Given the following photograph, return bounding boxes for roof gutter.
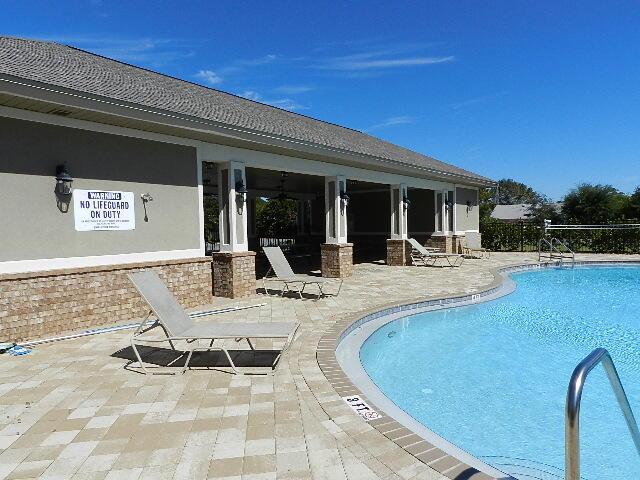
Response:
[0,75,497,187]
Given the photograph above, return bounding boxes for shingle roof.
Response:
[0,36,493,184]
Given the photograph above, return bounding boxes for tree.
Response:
[203,195,218,240]
[255,198,297,238]
[624,187,640,221]
[496,178,543,205]
[562,184,629,224]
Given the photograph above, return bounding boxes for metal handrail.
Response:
[538,236,575,265]
[565,348,640,480]
[551,237,575,265]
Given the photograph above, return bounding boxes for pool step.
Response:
[478,456,565,480]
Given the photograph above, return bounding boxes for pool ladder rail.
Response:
[538,237,575,266]
[565,348,640,480]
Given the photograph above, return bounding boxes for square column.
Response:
[212,161,256,297]
[389,184,408,240]
[322,175,352,277]
[217,161,248,252]
[387,184,410,265]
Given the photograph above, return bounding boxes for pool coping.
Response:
[316,260,640,480]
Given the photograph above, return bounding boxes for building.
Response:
[0,37,494,340]
[490,204,533,223]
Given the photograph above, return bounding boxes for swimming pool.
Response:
[358,266,640,480]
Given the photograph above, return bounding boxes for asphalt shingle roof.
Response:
[0,36,492,184]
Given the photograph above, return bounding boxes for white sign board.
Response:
[342,395,381,421]
[73,189,136,231]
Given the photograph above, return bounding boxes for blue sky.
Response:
[3,1,640,199]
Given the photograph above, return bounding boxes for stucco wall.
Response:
[455,187,479,232]
[0,117,200,263]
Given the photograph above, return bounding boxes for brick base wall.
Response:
[212,251,256,298]
[386,239,412,266]
[0,258,213,342]
[320,243,353,278]
[425,235,465,253]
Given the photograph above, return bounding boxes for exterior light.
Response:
[235,180,247,213]
[466,200,473,212]
[402,194,411,210]
[339,190,350,209]
[55,164,73,195]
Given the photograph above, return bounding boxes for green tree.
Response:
[496,178,543,205]
[203,195,218,240]
[624,187,640,221]
[562,184,629,224]
[255,198,297,237]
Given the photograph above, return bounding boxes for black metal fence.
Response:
[480,220,640,254]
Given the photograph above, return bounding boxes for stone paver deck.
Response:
[1,253,638,480]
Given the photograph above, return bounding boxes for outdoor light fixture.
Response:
[55,164,73,195]
[466,200,473,212]
[141,193,154,222]
[339,190,350,209]
[235,180,248,213]
[402,193,411,210]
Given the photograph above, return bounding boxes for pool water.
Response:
[360,266,640,480]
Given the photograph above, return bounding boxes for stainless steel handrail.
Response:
[552,237,575,265]
[538,236,575,265]
[565,348,640,480]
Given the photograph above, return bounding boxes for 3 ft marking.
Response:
[342,395,381,421]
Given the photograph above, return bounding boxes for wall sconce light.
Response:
[339,190,350,209]
[141,193,153,222]
[55,164,73,195]
[466,200,473,212]
[402,193,411,210]
[235,180,248,213]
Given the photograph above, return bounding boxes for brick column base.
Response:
[320,243,353,278]
[212,251,256,298]
[426,235,465,253]
[386,239,412,266]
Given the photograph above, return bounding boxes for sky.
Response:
[3,1,640,200]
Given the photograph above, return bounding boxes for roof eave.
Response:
[0,74,497,187]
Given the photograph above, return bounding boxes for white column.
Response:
[196,149,206,256]
[390,184,408,240]
[218,161,248,252]
[325,175,348,244]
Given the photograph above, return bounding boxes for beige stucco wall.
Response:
[0,117,200,262]
[455,187,479,232]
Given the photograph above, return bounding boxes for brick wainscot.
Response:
[0,258,213,342]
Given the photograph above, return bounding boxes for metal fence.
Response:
[480,221,640,254]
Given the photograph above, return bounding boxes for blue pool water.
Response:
[360,266,640,480]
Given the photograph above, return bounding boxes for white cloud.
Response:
[38,35,193,67]
[274,85,315,95]
[195,69,223,86]
[365,116,417,132]
[238,90,305,111]
[451,91,508,110]
[317,48,454,71]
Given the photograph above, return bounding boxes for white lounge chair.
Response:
[463,231,490,258]
[262,246,343,299]
[128,270,299,375]
[407,238,465,267]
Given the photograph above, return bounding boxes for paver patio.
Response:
[1,252,638,480]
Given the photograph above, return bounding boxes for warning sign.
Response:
[342,395,381,421]
[73,189,136,231]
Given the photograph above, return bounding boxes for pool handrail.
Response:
[565,347,640,480]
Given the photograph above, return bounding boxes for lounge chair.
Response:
[407,238,465,267]
[462,231,490,259]
[128,270,299,375]
[262,246,343,299]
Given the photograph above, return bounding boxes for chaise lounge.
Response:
[408,238,465,267]
[128,270,299,375]
[262,246,343,299]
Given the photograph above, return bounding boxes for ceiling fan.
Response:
[268,171,298,201]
